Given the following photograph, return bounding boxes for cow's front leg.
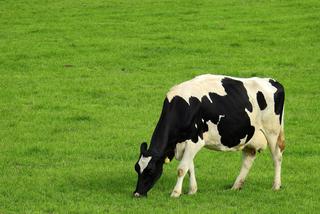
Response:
[188,161,197,195]
[171,139,204,198]
[170,162,188,197]
[232,148,256,190]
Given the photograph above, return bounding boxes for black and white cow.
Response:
[134,74,285,197]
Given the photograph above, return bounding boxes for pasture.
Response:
[0,0,319,213]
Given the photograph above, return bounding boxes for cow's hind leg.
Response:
[232,148,256,190]
[269,129,285,190]
[171,139,204,198]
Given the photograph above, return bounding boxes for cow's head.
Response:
[133,142,164,197]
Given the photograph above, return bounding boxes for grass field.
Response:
[1,0,320,213]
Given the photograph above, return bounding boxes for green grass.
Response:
[1,0,320,213]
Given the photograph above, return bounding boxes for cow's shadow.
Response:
[65,172,136,196]
[65,170,245,198]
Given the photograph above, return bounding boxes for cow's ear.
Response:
[140,142,148,155]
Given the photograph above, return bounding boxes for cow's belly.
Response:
[202,120,268,152]
[202,121,244,151]
[202,121,250,152]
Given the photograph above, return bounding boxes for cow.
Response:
[133,74,285,198]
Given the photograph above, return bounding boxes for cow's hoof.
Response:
[231,185,242,190]
[272,183,281,191]
[170,190,181,198]
[231,180,244,190]
[188,187,197,195]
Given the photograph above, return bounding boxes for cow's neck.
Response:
[148,119,170,159]
[148,99,174,159]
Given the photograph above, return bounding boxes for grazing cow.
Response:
[134,74,285,198]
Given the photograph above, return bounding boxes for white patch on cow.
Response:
[201,119,204,123]
[138,155,152,173]
[195,124,197,128]
[203,121,234,151]
[203,121,220,144]
[166,74,227,104]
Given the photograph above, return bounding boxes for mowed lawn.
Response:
[0,0,319,213]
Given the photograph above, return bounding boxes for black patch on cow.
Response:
[206,78,255,147]
[148,77,255,158]
[269,79,285,124]
[256,91,267,110]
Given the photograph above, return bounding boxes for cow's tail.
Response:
[281,106,285,132]
[277,99,285,152]
[269,79,285,152]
